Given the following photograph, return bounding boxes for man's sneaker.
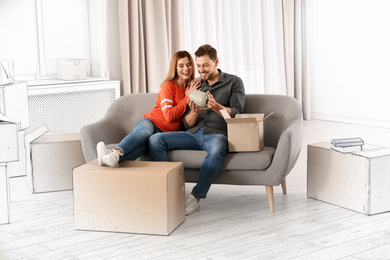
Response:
[96,142,111,166]
[101,150,121,168]
[185,194,200,215]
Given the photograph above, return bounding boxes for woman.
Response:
[97,50,200,167]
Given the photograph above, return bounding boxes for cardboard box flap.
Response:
[235,113,265,122]
[25,125,49,144]
[220,109,275,123]
[225,117,259,124]
[220,109,231,119]
[0,113,15,123]
[33,133,80,143]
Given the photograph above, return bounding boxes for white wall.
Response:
[310,0,390,128]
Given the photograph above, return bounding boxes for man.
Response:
[149,44,245,215]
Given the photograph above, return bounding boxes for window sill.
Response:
[27,77,110,87]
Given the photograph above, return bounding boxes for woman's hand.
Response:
[192,77,201,85]
[185,78,201,97]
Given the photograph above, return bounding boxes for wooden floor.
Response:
[1,119,390,260]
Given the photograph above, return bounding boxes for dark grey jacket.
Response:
[183,69,245,136]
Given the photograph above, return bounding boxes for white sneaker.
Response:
[101,150,121,168]
[96,142,111,166]
[185,194,200,215]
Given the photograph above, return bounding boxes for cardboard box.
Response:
[7,130,26,177]
[221,110,274,152]
[27,132,85,193]
[307,142,390,215]
[73,160,186,235]
[57,59,87,80]
[0,114,18,163]
[0,163,10,224]
[0,81,30,130]
[0,114,18,224]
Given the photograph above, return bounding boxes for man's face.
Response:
[196,55,218,81]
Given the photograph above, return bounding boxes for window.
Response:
[36,0,90,77]
[0,0,104,82]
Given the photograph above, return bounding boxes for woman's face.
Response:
[176,57,193,80]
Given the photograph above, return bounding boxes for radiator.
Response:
[27,80,120,134]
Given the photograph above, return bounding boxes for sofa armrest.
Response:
[80,118,126,162]
[263,120,303,186]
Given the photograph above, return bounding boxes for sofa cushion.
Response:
[106,143,275,171]
[167,146,275,171]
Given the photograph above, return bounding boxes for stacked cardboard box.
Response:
[1,81,30,177]
[0,114,18,224]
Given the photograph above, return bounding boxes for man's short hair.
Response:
[195,44,218,61]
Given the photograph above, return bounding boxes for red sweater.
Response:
[143,80,189,132]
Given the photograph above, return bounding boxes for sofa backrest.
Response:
[243,94,302,149]
[103,93,158,139]
[105,93,302,149]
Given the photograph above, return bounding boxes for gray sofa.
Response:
[80,93,303,212]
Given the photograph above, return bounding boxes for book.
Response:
[331,144,362,153]
[331,137,364,147]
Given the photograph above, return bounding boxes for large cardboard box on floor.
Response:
[27,132,85,193]
[73,160,186,235]
[221,110,274,152]
[307,142,390,215]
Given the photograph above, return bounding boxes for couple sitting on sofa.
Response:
[96,44,245,215]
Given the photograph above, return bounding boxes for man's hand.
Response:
[206,91,232,117]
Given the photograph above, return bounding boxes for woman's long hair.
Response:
[161,50,195,87]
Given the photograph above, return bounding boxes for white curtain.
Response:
[282,0,312,119]
[118,0,184,94]
[180,0,287,95]
[117,0,310,98]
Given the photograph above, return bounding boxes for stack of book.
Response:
[331,137,364,153]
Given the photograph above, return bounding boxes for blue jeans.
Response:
[116,118,163,162]
[149,128,228,199]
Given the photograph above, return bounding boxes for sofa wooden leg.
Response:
[281,178,287,194]
[265,185,275,213]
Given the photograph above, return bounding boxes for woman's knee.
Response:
[134,118,155,134]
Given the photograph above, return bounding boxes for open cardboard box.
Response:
[25,125,85,193]
[221,109,274,152]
